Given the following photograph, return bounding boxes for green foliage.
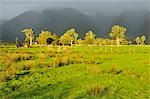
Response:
[20,26,148,46]
[109,25,126,39]
[36,30,58,45]
[59,28,78,46]
[109,25,126,45]
[95,38,109,45]
[21,28,35,46]
[77,39,84,45]
[141,35,146,45]
[36,30,51,44]
[135,35,146,45]
[135,37,141,45]
[50,34,59,45]
[84,31,95,45]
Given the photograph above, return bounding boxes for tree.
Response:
[109,25,126,46]
[59,28,78,46]
[135,35,146,45]
[121,38,130,45]
[36,30,58,45]
[77,39,84,45]
[50,34,59,45]
[15,37,23,47]
[84,31,95,45]
[135,37,141,45]
[141,35,146,45]
[37,30,51,44]
[22,28,35,47]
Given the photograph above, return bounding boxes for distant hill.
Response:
[113,10,149,43]
[0,19,7,24]
[0,8,149,43]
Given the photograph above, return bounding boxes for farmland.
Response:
[0,45,150,98]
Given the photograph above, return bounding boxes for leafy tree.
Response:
[135,35,146,45]
[141,35,146,45]
[109,25,126,46]
[22,28,35,46]
[37,30,58,45]
[109,39,116,45]
[121,38,130,45]
[135,37,141,45]
[95,38,108,45]
[128,41,132,45]
[50,34,59,45]
[77,39,84,45]
[37,30,51,44]
[84,31,95,45]
[59,28,78,46]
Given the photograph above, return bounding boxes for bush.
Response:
[0,66,16,82]
[87,84,108,97]
[59,56,69,66]
[49,57,60,67]
[48,48,56,57]
[87,65,102,75]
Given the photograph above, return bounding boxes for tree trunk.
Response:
[116,38,120,46]
[30,36,32,47]
[71,40,73,46]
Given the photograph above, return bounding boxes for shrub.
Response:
[87,65,102,75]
[49,57,60,67]
[6,54,33,65]
[48,48,56,57]
[69,54,84,64]
[87,84,108,97]
[21,54,32,60]
[59,56,69,66]
[7,54,20,64]
[39,53,48,59]
[0,66,16,82]
[22,61,35,70]
[49,54,85,68]
[108,66,123,75]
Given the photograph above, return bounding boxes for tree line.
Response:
[16,25,146,47]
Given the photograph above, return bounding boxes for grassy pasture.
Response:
[0,45,150,99]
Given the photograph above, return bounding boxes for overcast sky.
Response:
[0,0,149,20]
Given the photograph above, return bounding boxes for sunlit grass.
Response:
[0,45,149,98]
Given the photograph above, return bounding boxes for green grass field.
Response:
[0,45,150,99]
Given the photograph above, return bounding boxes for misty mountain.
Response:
[0,19,7,24]
[0,8,149,43]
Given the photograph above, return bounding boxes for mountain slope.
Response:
[0,8,149,43]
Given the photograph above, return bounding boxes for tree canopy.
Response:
[59,28,78,46]
[84,31,95,45]
[21,28,35,46]
[109,25,126,45]
[36,30,58,45]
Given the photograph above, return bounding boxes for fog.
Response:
[0,0,149,20]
